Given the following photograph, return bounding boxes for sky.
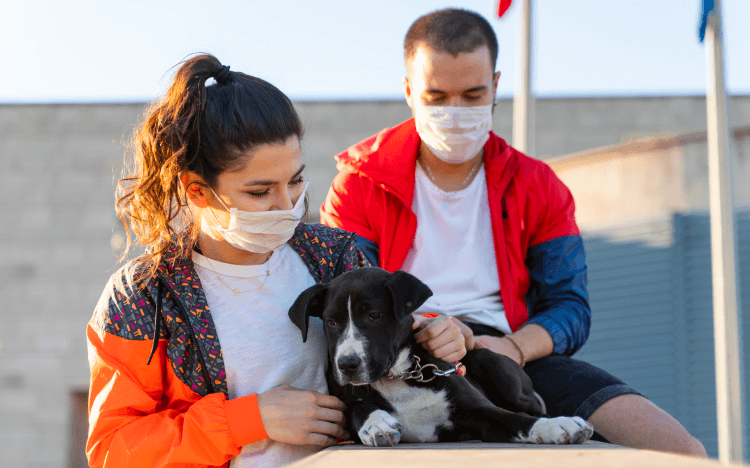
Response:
[1,0,748,103]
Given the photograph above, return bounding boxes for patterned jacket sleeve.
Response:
[86,273,267,468]
[337,232,373,274]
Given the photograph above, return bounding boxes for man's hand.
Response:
[472,324,556,367]
[473,335,523,366]
[257,385,349,446]
[451,317,476,351]
[412,314,468,362]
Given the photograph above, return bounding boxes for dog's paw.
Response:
[514,416,594,445]
[358,409,403,447]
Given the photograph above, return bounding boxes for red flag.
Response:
[497,0,512,17]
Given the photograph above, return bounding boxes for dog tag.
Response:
[457,363,467,377]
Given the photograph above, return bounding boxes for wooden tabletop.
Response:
[288,441,747,468]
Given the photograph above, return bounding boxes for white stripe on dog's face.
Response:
[334,295,369,383]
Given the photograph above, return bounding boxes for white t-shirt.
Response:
[402,164,512,335]
[192,245,328,468]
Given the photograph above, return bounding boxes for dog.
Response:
[288,267,594,446]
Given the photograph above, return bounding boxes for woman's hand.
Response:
[412,314,471,362]
[257,385,349,446]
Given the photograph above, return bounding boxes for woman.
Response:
[86,54,466,468]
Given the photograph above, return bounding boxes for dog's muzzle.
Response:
[338,354,362,377]
[336,354,371,385]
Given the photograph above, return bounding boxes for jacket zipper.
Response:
[157,271,216,395]
[492,158,519,330]
[496,203,516,329]
[333,236,356,279]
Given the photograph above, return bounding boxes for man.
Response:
[321,8,706,457]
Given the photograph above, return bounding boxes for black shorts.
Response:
[465,322,644,420]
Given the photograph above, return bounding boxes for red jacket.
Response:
[321,119,590,354]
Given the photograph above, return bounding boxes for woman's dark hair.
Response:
[116,53,303,280]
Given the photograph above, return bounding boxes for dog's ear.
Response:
[288,284,328,343]
[384,270,433,322]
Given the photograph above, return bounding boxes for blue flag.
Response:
[699,0,715,42]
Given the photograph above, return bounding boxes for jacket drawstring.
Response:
[147,280,163,365]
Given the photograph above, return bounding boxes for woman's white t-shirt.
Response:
[192,244,327,468]
[402,164,512,334]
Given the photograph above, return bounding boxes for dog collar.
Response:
[388,355,466,383]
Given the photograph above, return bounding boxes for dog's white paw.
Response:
[358,409,403,447]
[514,416,594,445]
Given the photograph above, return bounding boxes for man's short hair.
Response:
[404,8,498,69]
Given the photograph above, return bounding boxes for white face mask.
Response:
[414,104,493,164]
[203,182,308,254]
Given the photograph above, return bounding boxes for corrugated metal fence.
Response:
[575,211,749,459]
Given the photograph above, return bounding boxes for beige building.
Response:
[548,127,750,230]
[1,96,749,467]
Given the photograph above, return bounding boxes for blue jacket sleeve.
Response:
[525,235,591,355]
[354,235,380,267]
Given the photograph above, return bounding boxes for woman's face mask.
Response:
[193,136,307,254]
[414,104,493,164]
[204,182,308,254]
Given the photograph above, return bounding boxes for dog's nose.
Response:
[338,355,362,376]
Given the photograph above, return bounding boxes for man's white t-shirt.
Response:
[192,244,327,468]
[402,164,512,335]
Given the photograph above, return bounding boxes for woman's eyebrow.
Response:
[291,164,306,179]
[243,164,306,187]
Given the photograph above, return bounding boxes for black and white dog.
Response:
[289,267,593,446]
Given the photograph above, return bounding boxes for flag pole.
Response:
[512,0,534,156]
[704,0,744,463]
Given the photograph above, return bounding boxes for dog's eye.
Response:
[326,319,337,327]
[369,312,382,321]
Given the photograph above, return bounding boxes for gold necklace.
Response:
[202,255,271,295]
[419,156,483,192]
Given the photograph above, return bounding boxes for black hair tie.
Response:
[215,65,231,85]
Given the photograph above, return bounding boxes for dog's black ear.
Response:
[288,284,328,343]
[384,270,433,322]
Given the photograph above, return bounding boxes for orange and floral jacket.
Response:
[86,224,369,468]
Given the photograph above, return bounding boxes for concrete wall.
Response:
[547,129,750,229]
[1,95,749,467]
[0,104,142,467]
[535,96,750,158]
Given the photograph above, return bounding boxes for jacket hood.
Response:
[334,118,520,204]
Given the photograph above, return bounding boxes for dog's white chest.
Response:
[371,379,453,443]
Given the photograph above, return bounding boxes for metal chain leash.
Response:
[387,355,465,383]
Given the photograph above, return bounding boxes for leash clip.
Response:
[389,355,465,383]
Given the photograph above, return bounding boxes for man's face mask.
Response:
[414,104,493,164]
